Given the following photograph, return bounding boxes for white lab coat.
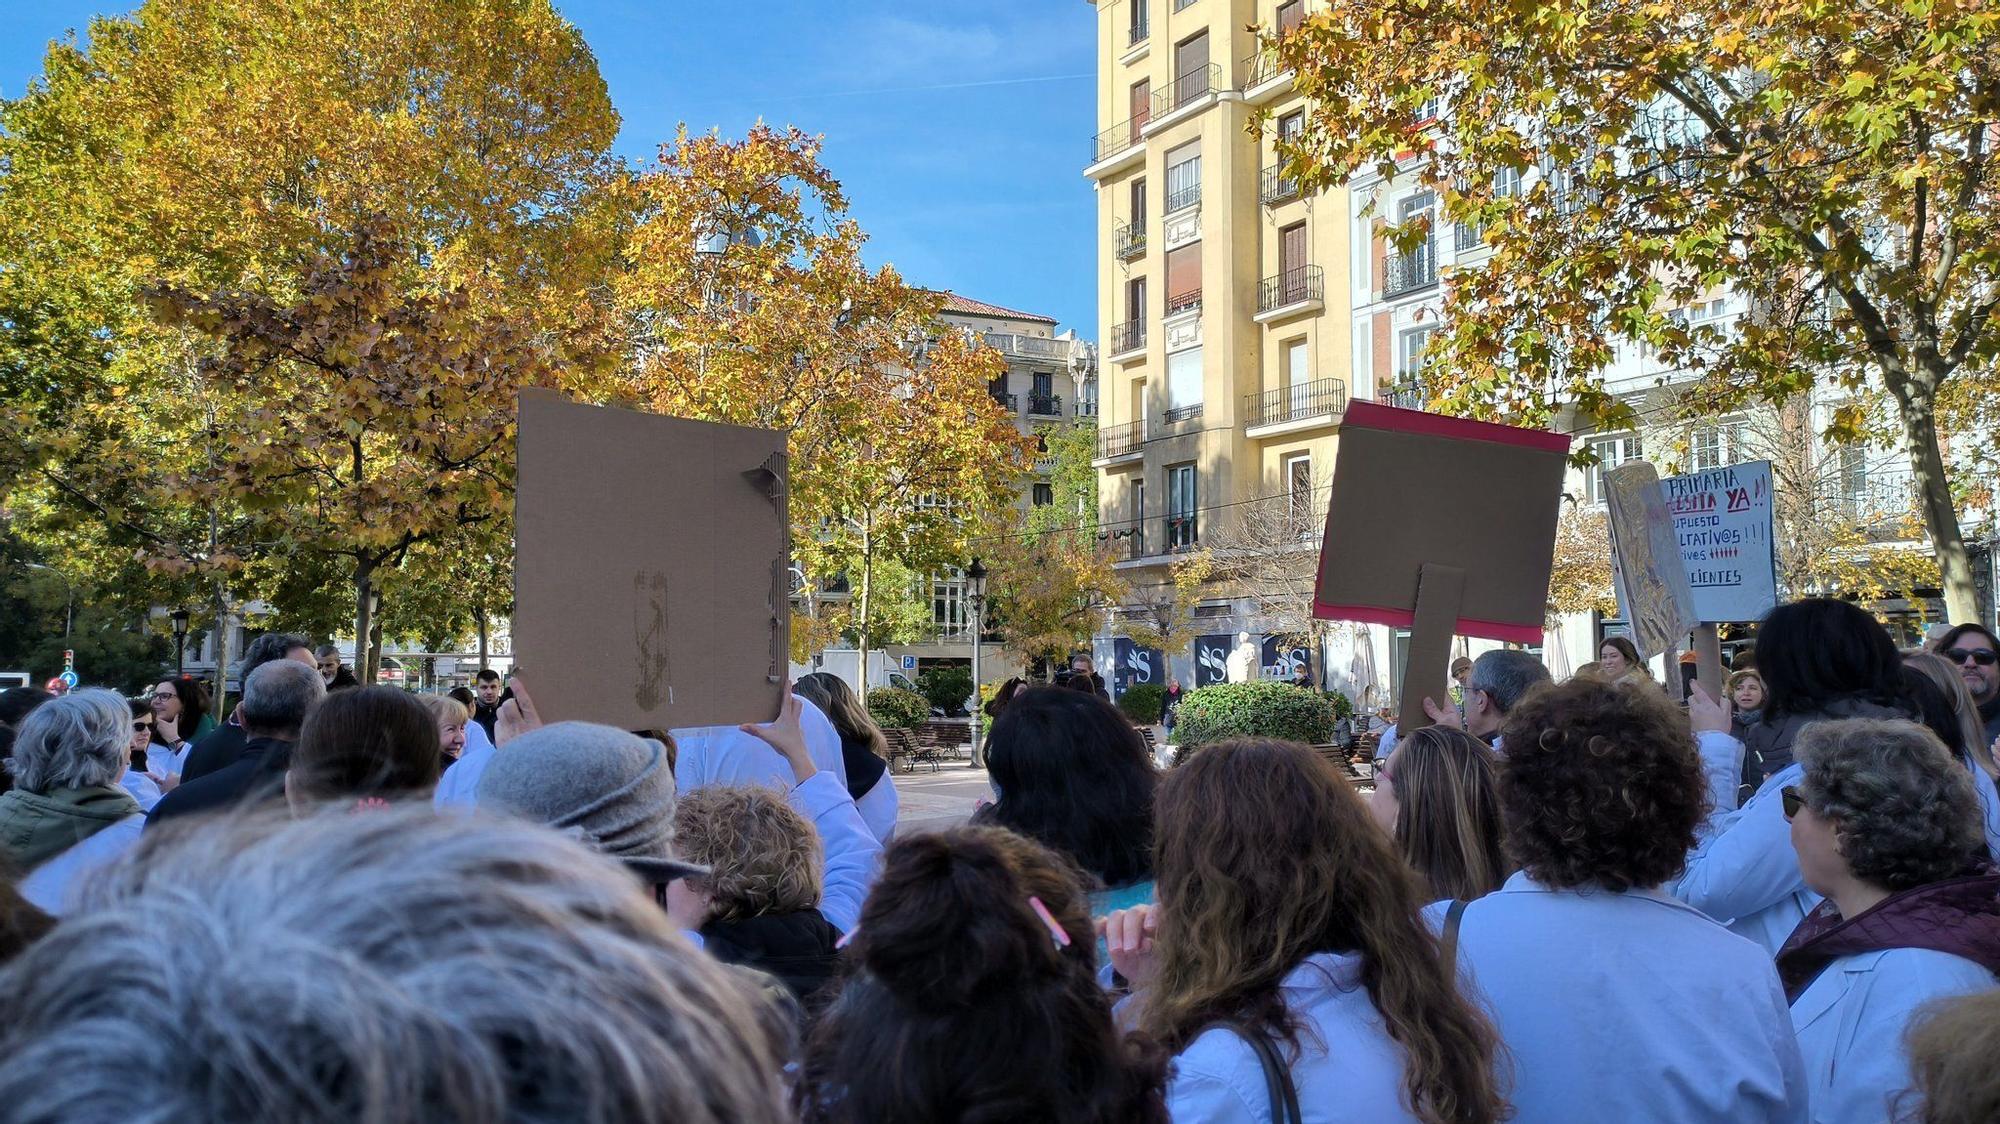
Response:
[1163,951,1420,1123]
[1446,872,1808,1124]
[1790,948,1997,1124]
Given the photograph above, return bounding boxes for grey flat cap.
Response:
[473,721,704,883]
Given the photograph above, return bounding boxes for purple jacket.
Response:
[1777,869,2000,1001]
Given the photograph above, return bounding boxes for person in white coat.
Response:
[1104,737,1506,1124]
[1673,599,1917,953]
[1447,677,1809,1124]
[1774,718,2000,1124]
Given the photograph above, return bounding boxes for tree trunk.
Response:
[353,567,377,687]
[476,606,489,670]
[856,513,873,694]
[211,581,234,720]
[1893,383,1978,622]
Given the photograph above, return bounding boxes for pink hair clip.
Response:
[1028,896,1071,950]
[350,797,389,814]
[835,929,856,950]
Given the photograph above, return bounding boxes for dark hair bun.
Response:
[857,833,1068,1007]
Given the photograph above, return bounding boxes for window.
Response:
[1129,177,1147,231]
[1396,325,1436,379]
[1284,338,1308,387]
[1167,462,1199,550]
[1129,0,1149,44]
[1126,277,1147,320]
[1167,346,1203,414]
[931,574,969,638]
[1279,221,1307,278]
[1837,445,1868,505]
[1130,79,1151,129]
[1032,371,1053,398]
[1165,243,1202,312]
[1691,421,1742,472]
[1131,479,1147,556]
[1286,454,1313,534]
[1277,110,1303,141]
[1276,0,1304,35]
[1165,142,1201,212]
[1587,435,1644,503]
[1173,31,1210,108]
[1496,165,1522,198]
[1032,483,1054,507]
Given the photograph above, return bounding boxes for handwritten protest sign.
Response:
[1659,461,1778,624]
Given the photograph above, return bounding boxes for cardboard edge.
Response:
[1312,601,1546,646]
[1340,400,1573,454]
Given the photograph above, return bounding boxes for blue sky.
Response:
[0,0,1100,333]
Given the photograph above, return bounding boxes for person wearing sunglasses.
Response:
[1776,717,2000,1124]
[1933,624,2000,753]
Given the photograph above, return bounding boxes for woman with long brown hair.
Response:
[1104,738,1505,1123]
[1370,725,1510,902]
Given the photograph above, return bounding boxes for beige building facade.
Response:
[1087,0,1358,686]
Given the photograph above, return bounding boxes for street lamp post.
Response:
[170,609,190,676]
[966,557,988,769]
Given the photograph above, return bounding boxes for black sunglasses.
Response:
[133,720,154,731]
[1945,647,1998,667]
[1781,786,1806,821]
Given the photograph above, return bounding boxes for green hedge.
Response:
[866,685,931,730]
[1322,689,1355,720]
[1117,682,1165,724]
[1170,680,1338,757]
[916,665,974,716]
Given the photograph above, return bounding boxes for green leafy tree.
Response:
[1275,0,2000,620]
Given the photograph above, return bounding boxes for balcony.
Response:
[982,332,1075,362]
[1115,220,1147,261]
[1163,403,1204,425]
[1097,420,1145,461]
[1109,318,1146,359]
[1260,163,1300,205]
[1032,454,1059,474]
[1382,241,1438,298]
[1074,398,1100,418]
[990,391,1018,413]
[1166,287,1203,316]
[1129,11,1149,46]
[1027,393,1064,417]
[1090,115,1148,174]
[1384,380,1426,410]
[1164,182,1200,215]
[1246,378,1347,432]
[1166,514,1200,552]
[1151,63,1223,121]
[1455,221,1483,253]
[1256,265,1323,319]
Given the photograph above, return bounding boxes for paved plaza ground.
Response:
[890,764,993,834]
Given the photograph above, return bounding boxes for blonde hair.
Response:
[673,786,823,922]
[1902,650,1999,777]
[1905,990,2000,1123]
[793,673,888,760]
[417,694,468,726]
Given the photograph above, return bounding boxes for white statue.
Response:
[1226,630,1258,684]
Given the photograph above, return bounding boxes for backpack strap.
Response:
[1441,898,1469,976]
[1204,1021,1302,1124]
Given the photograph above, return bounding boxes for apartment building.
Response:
[1087,0,1354,687]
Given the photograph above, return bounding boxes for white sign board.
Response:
[1659,460,1778,624]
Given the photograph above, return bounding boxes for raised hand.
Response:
[739,689,816,784]
[1688,682,1733,736]
[496,673,542,746]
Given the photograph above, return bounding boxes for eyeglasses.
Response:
[149,693,176,703]
[1945,648,1998,667]
[1781,786,1806,821]
[132,721,153,732]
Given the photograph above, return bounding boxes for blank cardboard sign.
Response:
[1604,460,1700,661]
[515,389,790,730]
[1312,402,1569,729]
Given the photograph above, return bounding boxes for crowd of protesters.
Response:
[0,603,1998,1122]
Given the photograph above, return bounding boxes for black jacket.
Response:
[1740,697,1907,795]
[147,736,294,828]
[177,720,246,785]
[700,909,843,1014]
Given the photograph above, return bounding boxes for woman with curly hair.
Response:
[1104,739,1505,1124]
[1775,718,2000,1124]
[798,826,1167,1123]
[1454,677,1807,1122]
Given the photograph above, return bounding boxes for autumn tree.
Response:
[986,528,1126,677]
[1117,551,1215,658]
[1275,0,2000,620]
[147,223,565,679]
[0,0,620,665]
[615,126,1031,687]
[1547,502,1617,620]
